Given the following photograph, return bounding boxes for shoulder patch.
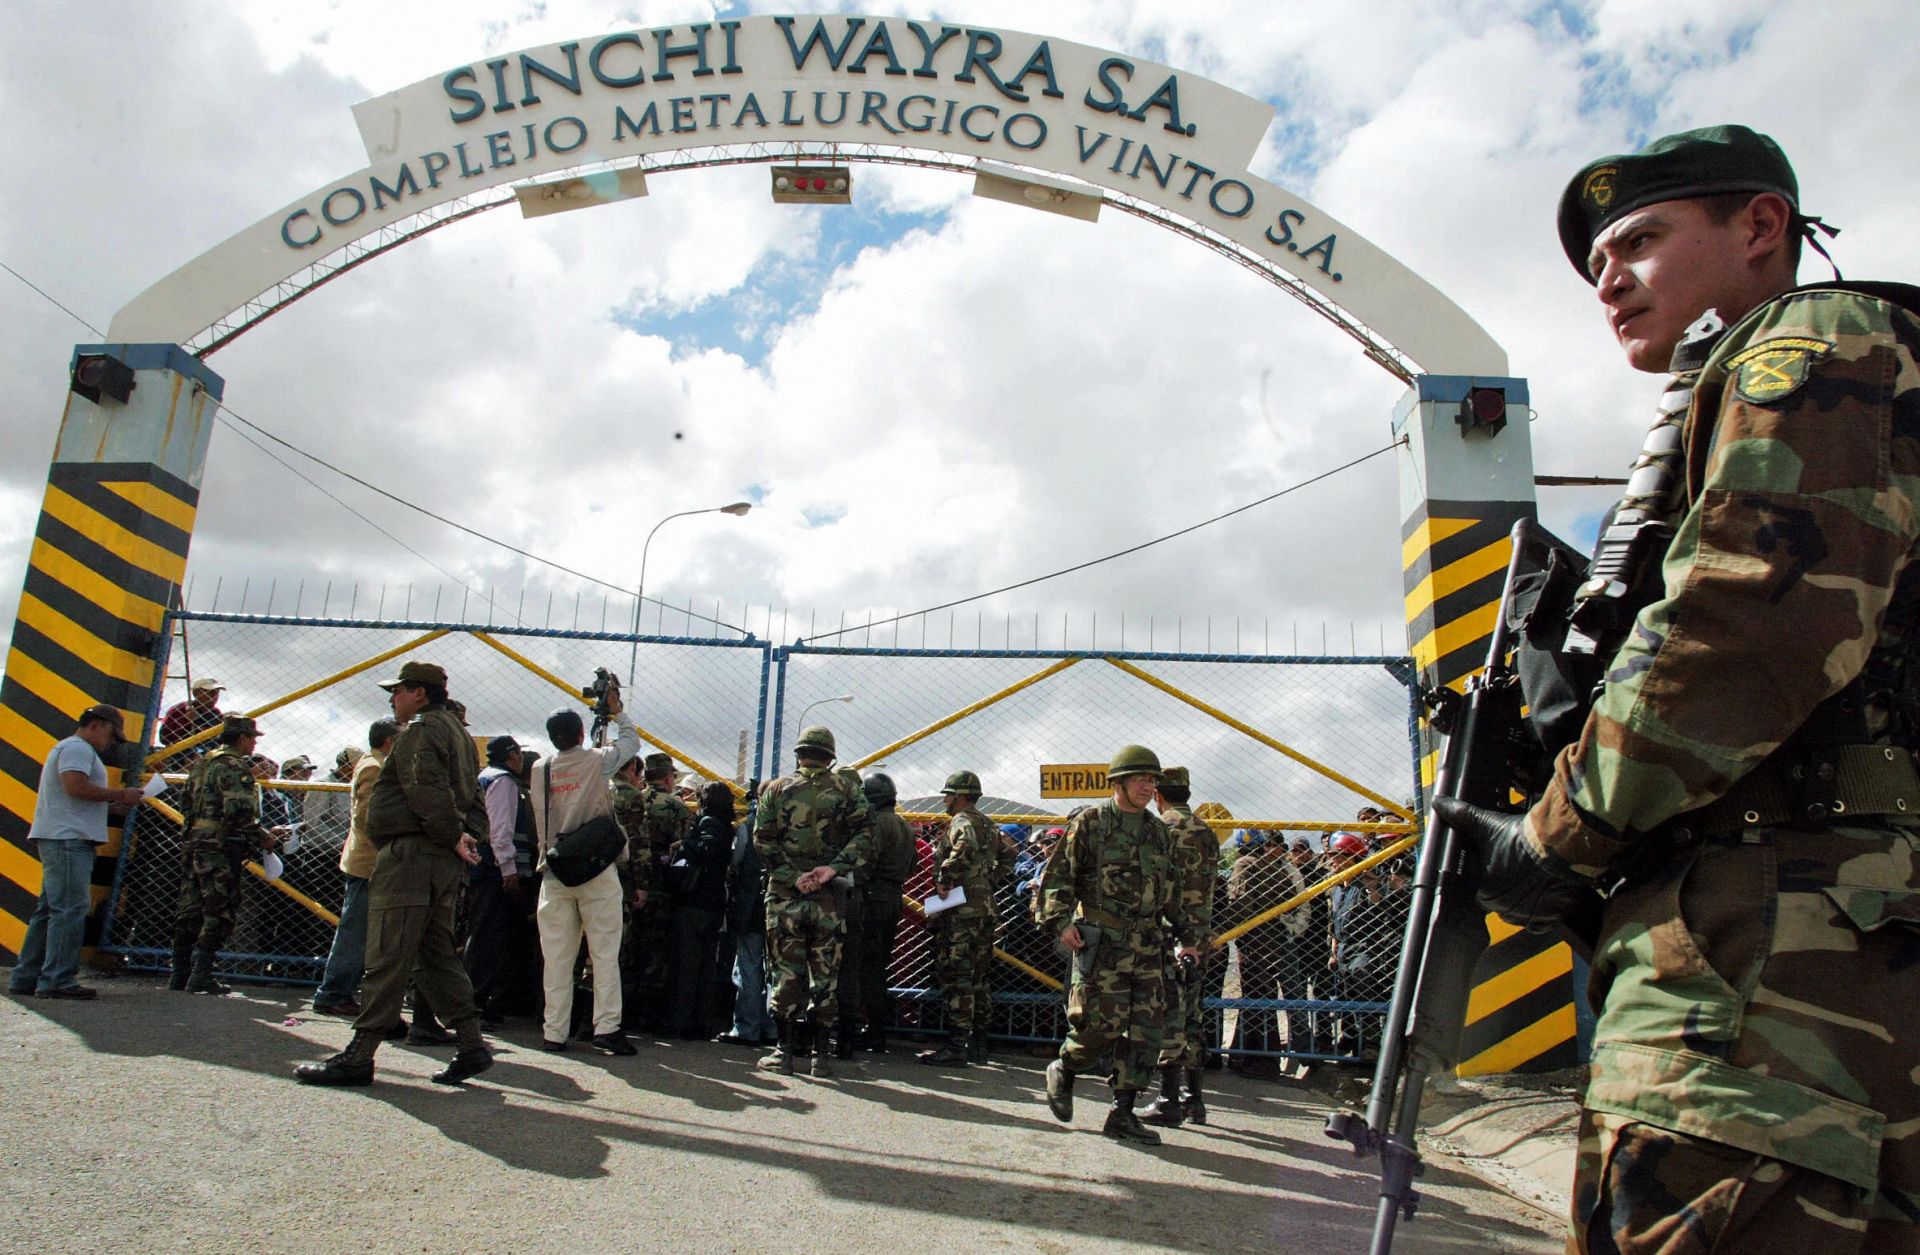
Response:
[1727,337,1833,405]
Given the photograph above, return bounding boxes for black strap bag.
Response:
[541,761,625,887]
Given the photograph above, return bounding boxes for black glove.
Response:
[1432,796,1589,927]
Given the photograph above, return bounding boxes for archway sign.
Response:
[4,15,1561,1071]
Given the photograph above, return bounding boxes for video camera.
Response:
[582,667,620,742]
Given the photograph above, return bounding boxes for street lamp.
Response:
[797,694,854,731]
[627,501,753,684]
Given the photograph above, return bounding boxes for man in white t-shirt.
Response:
[531,693,640,1055]
[8,704,143,999]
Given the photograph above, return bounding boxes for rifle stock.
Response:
[1324,519,1555,1255]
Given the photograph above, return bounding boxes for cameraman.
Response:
[531,688,640,1055]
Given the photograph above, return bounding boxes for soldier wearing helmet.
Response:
[846,771,916,1052]
[1036,745,1200,1146]
[917,770,998,1067]
[752,725,872,1078]
[1140,766,1220,1129]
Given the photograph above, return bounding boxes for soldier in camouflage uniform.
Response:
[1038,745,1200,1145]
[1141,767,1217,1128]
[850,771,917,1052]
[171,714,279,994]
[1439,126,1920,1251]
[917,770,998,1067]
[615,751,688,1032]
[753,725,872,1079]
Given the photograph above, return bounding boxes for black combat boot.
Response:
[1140,1065,1188,1128]
[858,1024,888,1053]
[834,1022,857,1060]
[184,946,229,995]
[967,1027,990,1064]
[811,1022,835,1078]
[758,1017,795,1075]
[167,940,193,991]
[917,1035,968,1066]
[1184,1068,1207,1125]
[1103,1090,1163,1146]
[435,1017,495,1084]
[294,1029,381,1086]
[1044,1058,1076,1122]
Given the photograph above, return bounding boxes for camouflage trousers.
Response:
[1060,923,1166,1092]
[765,891,845,1027]
[1156,951,1210,1069]
[620,897,673,1030]
[1572,825,1920,1252]
[172,843,244,950]
[932,908,995,1034]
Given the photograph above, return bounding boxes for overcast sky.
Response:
[2,0,1915,797]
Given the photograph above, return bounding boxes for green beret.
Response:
[1158,766,1190,789]
[1557,124,1800,282]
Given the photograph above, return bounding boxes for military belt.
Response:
[1683,744,1920,834]
[1079,906,1158,934]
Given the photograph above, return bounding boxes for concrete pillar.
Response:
[1394,373,1584,1074]
[0,344,222,960]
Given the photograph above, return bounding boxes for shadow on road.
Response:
[12,978,1556,1253]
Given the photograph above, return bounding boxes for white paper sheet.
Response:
[922,885,966,917]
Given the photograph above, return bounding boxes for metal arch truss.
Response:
[189,142,1418,383]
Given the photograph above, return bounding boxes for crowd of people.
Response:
[12,659,1405,1145]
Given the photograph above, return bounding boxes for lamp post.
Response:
[627,501,752,685]
[796,694,854,732]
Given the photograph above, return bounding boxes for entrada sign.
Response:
[107,14,1503,376]
[1040,763,1110,798]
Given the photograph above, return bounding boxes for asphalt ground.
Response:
[0,973,1561,1254]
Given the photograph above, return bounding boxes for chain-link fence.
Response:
[106,616,1422,1063]
[105,613,769,983]
[771,644,1421,1062]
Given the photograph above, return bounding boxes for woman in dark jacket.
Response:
[666,781,736,1039]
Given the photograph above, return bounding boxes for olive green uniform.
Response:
[351,702,490,1038]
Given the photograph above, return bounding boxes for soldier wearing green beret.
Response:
[916,770,998,1067]
[295,660,494,1087]
[170,714,279,995]
[1440,126,1920,1249]
[1037,745,1201,1145]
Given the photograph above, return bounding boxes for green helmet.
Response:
[940,770,983,796]
[795,725,836,757]
[1107,744,1162,780]
[836,766,863,790]
[861,771,897,807]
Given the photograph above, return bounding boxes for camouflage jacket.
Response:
[637,784,693,856]
[1529,285,1920,875]
[753,764,872,900]
[1159,803,1217,945]
[932,807,996,915]
[365,703,487,852]
[179,746,268,850]
[610,780,654,893]
[863,809,918,889]
[1037,799,1197,947]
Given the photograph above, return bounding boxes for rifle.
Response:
[1325,518,1594,1254]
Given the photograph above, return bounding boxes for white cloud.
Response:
[2,0,1916,779]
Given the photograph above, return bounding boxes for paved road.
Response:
[0,975,1560,1254]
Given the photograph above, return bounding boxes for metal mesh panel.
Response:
[106,614,769,983]
[773,646,1421,1060]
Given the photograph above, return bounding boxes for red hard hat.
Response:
[1329,832,1370,857]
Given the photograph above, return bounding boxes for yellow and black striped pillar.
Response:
[1395,373,1584,1075]
[0,344,219,961]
